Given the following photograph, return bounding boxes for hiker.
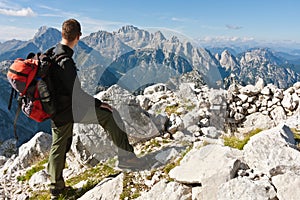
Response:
[47,18,145,199]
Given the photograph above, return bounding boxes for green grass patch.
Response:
[66,164,117,186]
[17,159,48,182]
[290,128,300,149]
[165,105,179,115]
[223,128,262,150]
[29,190,50,200]
[291,128,300,140]
[163,145,192,174]
[119,145,192,199]
[164,162,177,174]
[139,139,163,155]
[186,104,196,111]
[30,163,120,200]
[120,172,148,200]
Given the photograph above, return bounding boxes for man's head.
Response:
[62,19,82,42]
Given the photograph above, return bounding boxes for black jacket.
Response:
[50,43,102,127]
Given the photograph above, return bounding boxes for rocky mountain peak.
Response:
[82,30,115,47]
[221,49,231,56]
[241,48,283,65]
[34,26,49,38]
[115,25,153,49]
[0,39,25,55]
[32,26,61,52]
[153,31,166,41]
[219,50,239,70]
[117,25,139,34]
[33,26,60,40]
[170,36,180,43]
[90,30,113,38]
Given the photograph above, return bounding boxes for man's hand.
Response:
[100,102,113,112]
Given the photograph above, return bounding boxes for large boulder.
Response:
[242,112,275,130]
[169,144,246,200]
[78,173,124,200]
[72,85,165,165]
[72,124,117,166]
[218,177,276,200]
[96,85,162,140]
[243,124,300,173]
[1,132,51,174]
[136,179,191,200]
[272,170,300,200]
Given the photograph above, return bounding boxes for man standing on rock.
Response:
[47,18,145,199]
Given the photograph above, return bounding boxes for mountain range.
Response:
[0,25,299,143]
[0,25,299,91]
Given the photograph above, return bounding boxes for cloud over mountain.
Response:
[0,7,36,17]
[226,24,243,30]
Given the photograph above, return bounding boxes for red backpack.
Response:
[7,48,67,140]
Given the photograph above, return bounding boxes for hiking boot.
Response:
[50,186,73,199]
[50,188,62,200]
[118,154,148,170]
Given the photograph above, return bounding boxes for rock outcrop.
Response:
[227,79,300,132]
[0,80,300,199]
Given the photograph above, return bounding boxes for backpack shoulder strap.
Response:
[55,54,69,63]
[45,47,56,55]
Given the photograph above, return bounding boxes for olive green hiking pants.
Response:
[47,106,134,190]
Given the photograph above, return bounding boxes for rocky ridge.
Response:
[0,78,300,199]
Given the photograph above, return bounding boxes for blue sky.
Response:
[0,0,299,47]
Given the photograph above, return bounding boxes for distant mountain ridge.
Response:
[0,25,299,90]
[215,48,299,88]
[0,24,299,143]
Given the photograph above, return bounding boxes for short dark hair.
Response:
[62,19,82,41]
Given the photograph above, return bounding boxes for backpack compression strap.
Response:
[8,87,16,110]
[13,97,22,141]
[8,87,20,141]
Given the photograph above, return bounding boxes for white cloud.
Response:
[200,25,223,30]
[201,36,254,43]
[0,7,36,17]
[171,17,200,24]
[38,5,61,12]
[171,17,185,22]
[226,24,243,30]
[38,4,79,18]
